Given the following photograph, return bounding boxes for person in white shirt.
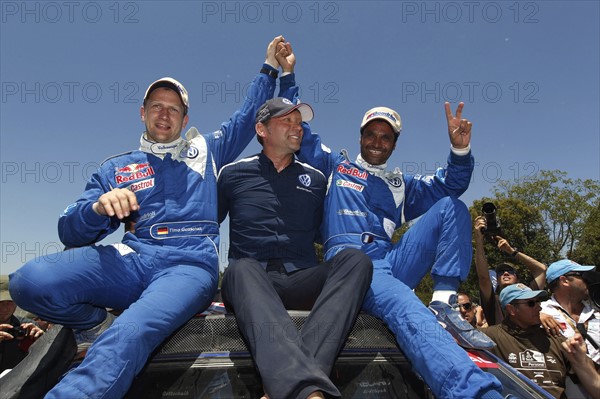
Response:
[541,259,599,367]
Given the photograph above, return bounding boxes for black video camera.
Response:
[583,271,600,310]
[481,202,502,237]
[5,325,27,338]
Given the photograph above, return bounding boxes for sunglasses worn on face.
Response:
[563,272,583,279]
[498,269,517,276]
[454,302,473,311]
[512,299,541,308]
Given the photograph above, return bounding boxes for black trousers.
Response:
[221,248,373,399]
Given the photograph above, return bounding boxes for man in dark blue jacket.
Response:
[218,42,372,399]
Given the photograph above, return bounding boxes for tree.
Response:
[570,202,600,266]
[493,170,600,260]
[457,170,599,303]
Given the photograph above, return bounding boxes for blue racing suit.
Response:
[9,67,288,399]
[297,130,504,398]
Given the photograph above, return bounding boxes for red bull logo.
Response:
[337,165,368,180]
[115,163,155,184]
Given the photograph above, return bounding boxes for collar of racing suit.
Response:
[139,132,187,159]
[355,153,388,177]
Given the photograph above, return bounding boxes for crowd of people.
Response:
[473,216,599,399]
[2,36,599,399]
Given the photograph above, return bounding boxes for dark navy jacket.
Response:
[218,152,327,272]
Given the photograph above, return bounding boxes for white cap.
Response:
[360,107,402,135]
[144,77,189,114]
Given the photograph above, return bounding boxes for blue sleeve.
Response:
[403,151,474,221]
[209,66,277,169]
[278,72,298,102]
[57,169,121,248]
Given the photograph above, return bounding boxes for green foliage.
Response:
[493,170,600,260]
[414,274,434,304]
[458,170,600,297]
[315,242,324,262]
[570,203,600,266]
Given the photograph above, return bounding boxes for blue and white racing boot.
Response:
[429,298,495,349]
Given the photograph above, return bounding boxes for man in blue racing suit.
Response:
[8,36,294,399]
[295,97,504,398]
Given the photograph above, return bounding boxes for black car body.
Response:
[120,311,554,399]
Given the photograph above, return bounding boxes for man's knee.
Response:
[436,196,467,213]
[221,258,264,303]
[9,264,53,309]
[223,258,262,280]
[429,197,470,229]
[334,248,373,277]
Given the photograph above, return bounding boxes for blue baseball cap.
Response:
[546,259,595,284]
[499,283,548,309]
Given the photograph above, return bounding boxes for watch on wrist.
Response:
[511,249,519,258]
[260,67,278,79]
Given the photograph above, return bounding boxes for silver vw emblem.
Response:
[298,174,311,187]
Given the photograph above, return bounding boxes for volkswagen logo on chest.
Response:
[298,174,311,187]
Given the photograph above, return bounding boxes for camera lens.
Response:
[481,202,501,235]
[583,271,600,310]
[482,202,496,215]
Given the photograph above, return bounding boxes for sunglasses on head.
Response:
[512,299,541,308]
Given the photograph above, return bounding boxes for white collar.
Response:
[355,153,387,176]
[139,133,186,158]
[547,295,598,318]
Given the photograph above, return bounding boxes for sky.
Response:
[1,1,599,275]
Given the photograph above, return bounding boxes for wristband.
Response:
[260,67,278,79]
[511,250,519,258]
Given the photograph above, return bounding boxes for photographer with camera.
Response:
[474,213,547,325]
[1,275,44,374]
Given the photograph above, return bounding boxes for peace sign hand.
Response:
[445,102,472,149]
